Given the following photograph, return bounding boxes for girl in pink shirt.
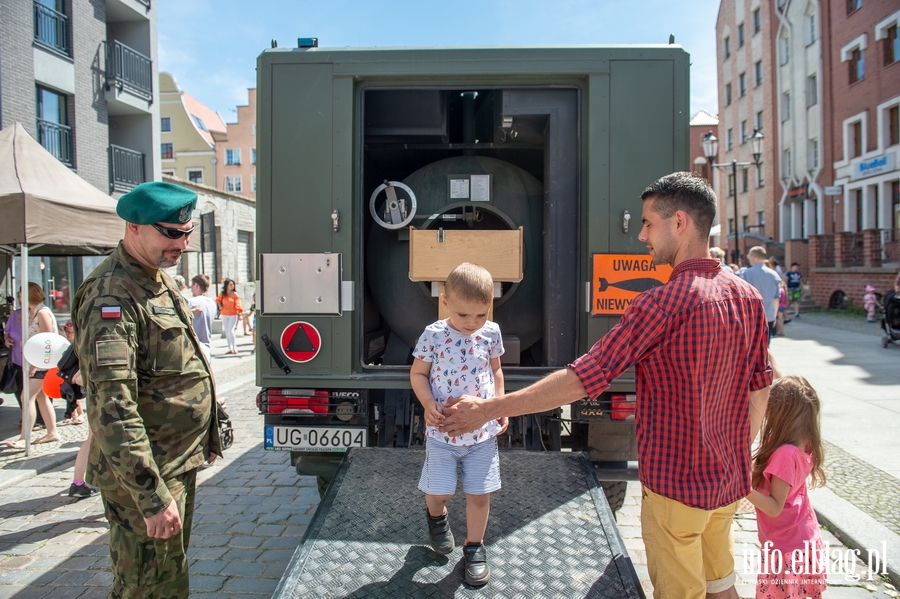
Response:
[747,376,827,599]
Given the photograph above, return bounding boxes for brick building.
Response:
[0,0,160,194]
[716,0,900,309]
[715,0,781,265]
[213,88,257,200]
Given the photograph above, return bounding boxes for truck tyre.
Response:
[601,481,627,513]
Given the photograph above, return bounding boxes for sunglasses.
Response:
[151,223,195,240]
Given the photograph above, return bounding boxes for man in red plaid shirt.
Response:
[442,172,772,599]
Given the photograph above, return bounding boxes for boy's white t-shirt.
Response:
[412,319,504,446]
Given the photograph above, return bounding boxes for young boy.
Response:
[785,262,803,319]
[410,262,507,587]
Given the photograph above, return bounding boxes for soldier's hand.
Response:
[144,502,182,539]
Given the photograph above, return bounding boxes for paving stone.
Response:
[190,575,226,592]
[222,548,262,562]
[223,576,278,594]
[190,560,227,575]
[220,560,266,578]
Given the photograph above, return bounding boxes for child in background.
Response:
[785,263,803,319]
[864,285,878,322]
[410,262,507,587]
[747,376,827,599]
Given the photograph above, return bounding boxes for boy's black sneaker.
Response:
[426,509,454,555]
[463,542,490,586]
[68,482,98,499]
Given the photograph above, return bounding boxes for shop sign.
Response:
[851,153,896,181]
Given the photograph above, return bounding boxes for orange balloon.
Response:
[42,367,65,399]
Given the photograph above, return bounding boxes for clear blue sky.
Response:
[158,0,721,123]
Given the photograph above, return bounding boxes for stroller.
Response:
[881,291,900,348]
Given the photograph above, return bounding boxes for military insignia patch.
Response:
[101,306,122,319]
[178,204,191,223]
[96,339,129,366]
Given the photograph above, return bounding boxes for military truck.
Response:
[255,41,689,510]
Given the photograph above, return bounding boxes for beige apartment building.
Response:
[159,71,225,187]
[214,88,256,199]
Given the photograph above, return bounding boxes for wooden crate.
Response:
[408,227,524,282]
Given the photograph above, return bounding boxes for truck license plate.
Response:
[264,426,367,452]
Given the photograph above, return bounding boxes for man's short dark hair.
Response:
[791,262,800,267]
[192,274,210,293]
[640,172,717,237]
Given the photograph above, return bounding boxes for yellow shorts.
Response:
[640,486,738,599]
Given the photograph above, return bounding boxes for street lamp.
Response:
[702,129,764,264]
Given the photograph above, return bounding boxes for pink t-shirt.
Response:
[756,444,822,557]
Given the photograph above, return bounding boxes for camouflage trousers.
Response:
[100,469,197,599]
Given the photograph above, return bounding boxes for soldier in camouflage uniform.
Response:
[71,181,222,599]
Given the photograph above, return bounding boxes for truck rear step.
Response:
[273,448,645,598]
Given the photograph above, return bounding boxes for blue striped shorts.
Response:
[417,436,501,496]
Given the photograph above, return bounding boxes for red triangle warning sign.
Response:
[280,322,322,363]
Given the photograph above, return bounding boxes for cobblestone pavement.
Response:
[823,440,900,537]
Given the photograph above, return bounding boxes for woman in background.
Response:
[216,279,243,355]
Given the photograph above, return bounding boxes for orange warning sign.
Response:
[591,254,672,315]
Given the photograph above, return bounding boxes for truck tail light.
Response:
[267,389,330,414]
[610,394,636,421]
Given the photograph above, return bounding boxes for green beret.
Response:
[116,181,197,225]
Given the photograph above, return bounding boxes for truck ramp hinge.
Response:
[332,209,340,232]
[436,228,445,243]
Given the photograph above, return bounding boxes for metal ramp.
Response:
[273,448,645,598]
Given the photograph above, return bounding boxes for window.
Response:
[161,143,173,160]
[757,211,766,226]
[252,124,257,136]
[225,148,241,165]
[756,162,765,188]
[809,139,819,170]
[725,83,732,106]
[854,189,863,232]
[33,0,69,55]
[755,61,763,86]
[890,105,899,146]
[251,174,257,193]
[879,16,899,65]
[35,85,71,166]
[225,175,242,193]
[161,117,171,132]
[237,231,254,283]
[742,215,750,233]
[741,167,749,192]
[187,169,203,184]
[728,218,736,236]
[807,74,818,107]
[728,174,735,196]
[756,110,764,132]
[738,23,745,48]
[850,48,865,83]
[162,169,175,176]
[805,13,817,45]
[783,148,792,177]
[739,73,747,97]
[726,128,734,151]
[192,115,207,131]
[753,8,762,34]
[251,148,256,165]
[724,36,731,59]
[782,92,791,121]
[741,120,748,144]
[847,0,861,14]
[850,121,863,157]
[779,34,790,65]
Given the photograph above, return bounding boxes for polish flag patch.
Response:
[101,306,122,319]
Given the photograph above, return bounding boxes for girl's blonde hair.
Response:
[752,375,826,489]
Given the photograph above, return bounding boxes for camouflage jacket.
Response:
[72,242,221,518]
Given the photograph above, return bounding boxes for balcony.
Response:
[33,2,69,56]
[109,145,145,192]
[105,40,152,102]
[37,119,73,167]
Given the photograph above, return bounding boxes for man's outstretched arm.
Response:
[439,367,587,437]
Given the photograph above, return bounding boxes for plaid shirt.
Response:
[571,258,772,509]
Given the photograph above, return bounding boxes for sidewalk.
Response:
[0,331,256,488]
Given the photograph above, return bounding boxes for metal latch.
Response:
[436,228,445,243]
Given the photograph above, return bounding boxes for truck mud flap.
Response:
[273,447,645,598]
